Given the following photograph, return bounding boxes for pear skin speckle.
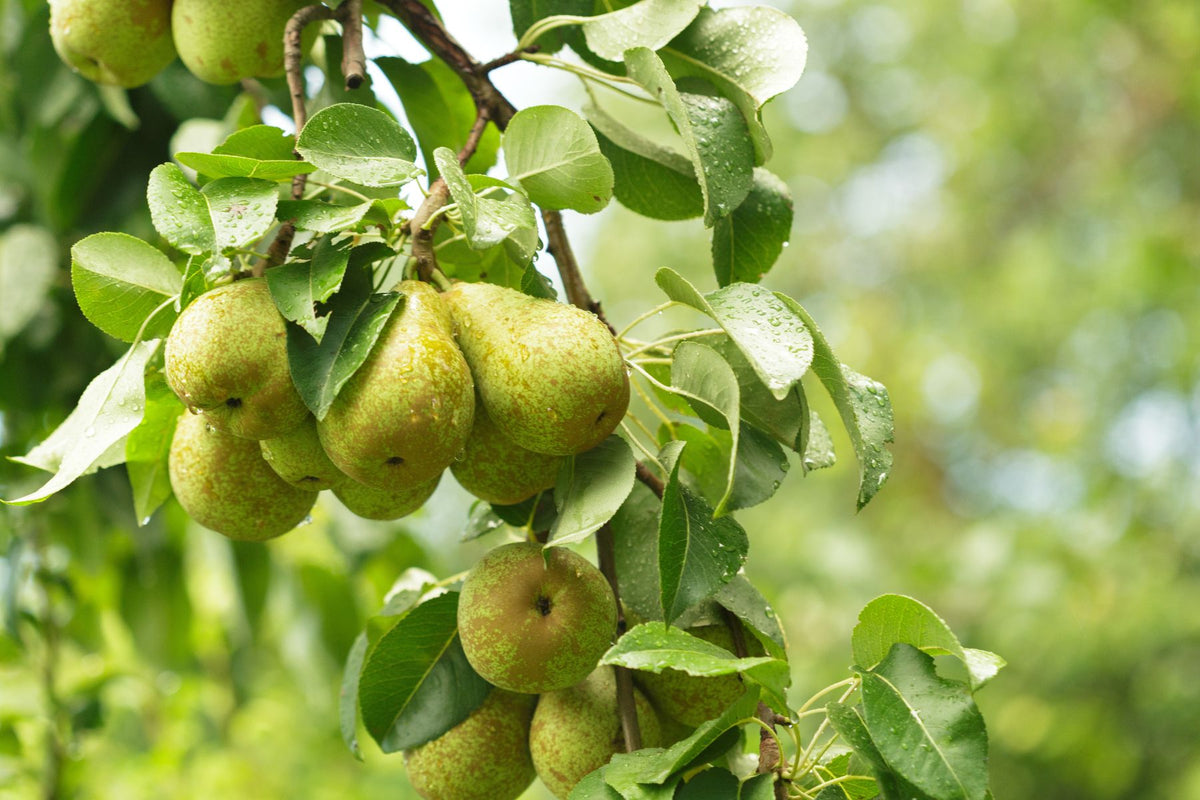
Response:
[172,0,308,84]
[450,398,563,504]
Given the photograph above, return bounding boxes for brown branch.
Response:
[596,523,642,752]
[542,209,597,313]
[482,45,539,73]
[636,461,665,499]
[335,0,367,89]
[723,608,788,798]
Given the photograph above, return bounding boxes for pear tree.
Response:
[5,1,1006,799]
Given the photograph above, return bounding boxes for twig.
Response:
[636,461,665,499]
[335,0,367,89]
[482,45,540,73]
[596,523,642,752]
[723,608,788,798]
[542,209,598,314]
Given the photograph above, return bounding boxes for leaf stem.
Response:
[622,328,724,359]
[617,301,676,339]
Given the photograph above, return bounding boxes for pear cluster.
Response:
[49,0,310,88]
[163,277,629,541]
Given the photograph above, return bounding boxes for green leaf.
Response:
[340,632,370,760]
[287,251,402,419]
[712,575,787,660]
[357,592,491,751]
[588,113,702,221]
[582,0,704,61]
[712,168,792,286]
[510,0,591,53]
[146,163,216,254]
[715,425,790,512]
[859,644,990,800]
[658,456,748,624]
[738,774,776,800]
[774,294,894,509]
[709,334,805,453]
[676,768,738,799]
[375,56,500,179]
[436,148,539,259]
[804,410,836,472]
[504,105,614,213]
[275,199,374,233]
[569,768,624,800]
[174,152,316,182]
[4,341,159,505]
[852,595,1006,692]
[266,237,353,343]
[661,6,808,163]
[670,341,739,515]
[124,376,183,526]
[625,49,753,226]
[611,482,664,623]
[214,124,297,161]
[435,228,529,289]
[548,435,637,546]
[827,702,921,800]
[70,233,180,342]
[296,103,421,187]
[461,501,508,542]
[0,224,57,353]
[200,177,280,251]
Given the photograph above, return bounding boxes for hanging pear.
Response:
[450,398,563,505]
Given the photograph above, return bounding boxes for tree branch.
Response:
[723,607,788,799]
[636,461,665,499]
[596,523,642,752]
[335,0,367,90]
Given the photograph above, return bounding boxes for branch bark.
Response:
[335,0,367,90]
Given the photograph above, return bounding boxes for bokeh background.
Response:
[2,0,1198,798]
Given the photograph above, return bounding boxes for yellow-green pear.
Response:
[529,666,662,799]
[165,278,308,440]
[443,282,630,456]
[318,280,474,492]
[49,0,176,88]
[172,0,308,85]
[333,473,440,521]
[403,689,537,800]
[450,398,563,505]
[635,622,762,727]
[457,542,616,694]
[259,415,347,491]
[168,412,315,541]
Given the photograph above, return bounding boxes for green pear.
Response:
[259,415,348,491]
[49,0,176,88]
[333,473,440,521]
[457,542,616,694]
[443,282,630,456]
[529,666,662,799]
[172,0,308,85]
[168,412,315,541]
[403,688,537,800]
[318,280,474,492]
[165,278,308,440]
[450,398,563,505]
[635,622,763,727]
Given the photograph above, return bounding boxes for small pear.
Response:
[529,666,662,799]
[318,281,474,492]
[404,689,537,800]
[333,473,440,521]
[172,0,308,85]
[168,412,315,541]
[450,398,563,505]
[443,282,630,456]
[49,0,176,88]
[259,415,347,491]
[165,278,308,440]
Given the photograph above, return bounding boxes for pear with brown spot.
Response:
[333,472,440,521]
[172,0,308,84]
[49,0,176,88]
[450,397,563,505]
[259,415,348,492]
[443,282,629,456]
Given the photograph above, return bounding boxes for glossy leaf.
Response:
[611,481,664,623]
[712,168,792,286]
[124,376,183,526]
[582,0,704,61]
[588,107,703,220]
[275,199,374,233]
[504,105,613,213]
[827,702,923,800]
[70,233,180,342]
[676,768,738,799]
[436,149,539,260]
[174,151,316,181]
[713,574,787,659]
[200,177,279,251]
[266,237,353,343]
[146,163,216,254]
[297,103,421,187]
[548,435,636,546]
[510,0,591,52]
[671,341,740,515]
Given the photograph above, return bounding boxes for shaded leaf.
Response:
[0,225,58,352]
[549,435,636,546]
[266,237,353,342]
[124,375,184,525]
[340,632,370,760]
[712,168,792,286]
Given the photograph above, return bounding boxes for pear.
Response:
[450,398,563,505]
[404,689,537,800]
[457,542,616,694]
[635,622,762,727]
[49,0,176,88]
[259,415,347,491]
[172,0,308,85]
[333,473,440,521]
[443,282,630,456]
[165,278,308,440]
[529,666,662,799]
[168,412,315,541]
[318,280,474,492]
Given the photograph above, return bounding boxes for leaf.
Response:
[827,702,922,800]
[503,105,614,213]
[275,199,374,233]
[296,103,421,187]
[146,163,216,254]
[709,334,805,453]
[804,410,836,472]
[214,124,297,160]
[173,152,316,182]
[859,644,990,800]
[658,456,748,624]
[266,237,353,342]
[611,482,663,623]
[661,6,808,163]
[510,0,591,53]
[436,148,539,258]
[287,250,402,419]
[588,111,702,221]
[712,575,787,659]
[200,177,280,251]
[738,774,776,800]
[0,224,57,353]
[582,0,704,61]
[340,632,370,760]
[655,270,813,401]
[625,49,753,226]
[670,342,739,515]
[548,435,636,546]
[852,595,1006,692]
[4,341,159,505]
[375,56,500,179]
[70,233,180,342]
[676,768,739,799]
[569,768,624,800]
[124,376,184,526]
[713,425,790,513]
[774,294,894,509]
[712,168,792,286]
[357,592,491,751]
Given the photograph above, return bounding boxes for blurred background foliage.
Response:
[1,0,1198,798]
